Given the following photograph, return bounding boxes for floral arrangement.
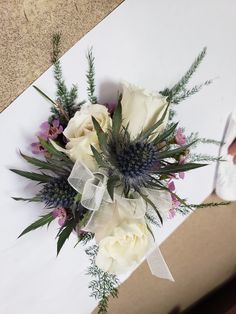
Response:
[11,34,227,313]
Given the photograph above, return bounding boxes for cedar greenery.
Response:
[160,47,212,104]
[52,33,79,121]
[86,245,119,314]
[86,48,97,104]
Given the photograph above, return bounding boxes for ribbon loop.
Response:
[68,160,174,282]
[81,173,107,211]
[68,160,93,194]
[147,247,174,281]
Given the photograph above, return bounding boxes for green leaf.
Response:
[20,151,69,174]
[90,145,107,168]
[92,116,107,151]
[57,220,74,255]
[18,213,55,238]
[157,141,197,160]
[12,196,42,202]
[152,122,178,145]
[107,176,120,200]
[10,168,54,183]
[156,162,207,174]
[76,211,92,233]
[39,139,72,164]
[33,85,58,107]
[112,97,122,138]
[139,103,170,140]
[138,191,163,224]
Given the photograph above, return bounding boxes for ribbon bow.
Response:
[68,160,174,281]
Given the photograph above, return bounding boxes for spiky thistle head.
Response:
[40,177,77,208]
[91,101,207,199]
[106,133,161,193]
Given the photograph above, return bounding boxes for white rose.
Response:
[90,196,151,274]
[63,104,111,171]
[95,220,150,274]
[121,81,169,138]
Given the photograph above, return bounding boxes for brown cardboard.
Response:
[0,0,123,112]
[93,194,236,313]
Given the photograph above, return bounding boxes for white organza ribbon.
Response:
[68,160,174,281]
[68,161,108,211]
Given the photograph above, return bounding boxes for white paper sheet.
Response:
[1,0,236,313]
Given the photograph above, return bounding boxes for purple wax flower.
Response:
[168,208,177,219]
[167,179,180,219]
[38,119,63,141]
[168,180,175,192]
[175,128,187,146]
[52,208,67,226]
[178,155,188,179]
[31,142,46,155]
[169,196,181,219]
[104,103,117,114]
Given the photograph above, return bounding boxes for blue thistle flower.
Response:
[40,177,77,208]
[116,141,159,179]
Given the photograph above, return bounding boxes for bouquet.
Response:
[11,34,227,313]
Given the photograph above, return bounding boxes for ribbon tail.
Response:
[147,247,174,282]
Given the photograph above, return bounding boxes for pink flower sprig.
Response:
[167,180,180,219]
[53,208,67,226]
[175,128,187,146]
[31,142,46,155]
[31,119,63,155]
[38,120,63,141]
[178,155,188,179]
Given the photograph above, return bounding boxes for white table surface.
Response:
[1,0,236,313]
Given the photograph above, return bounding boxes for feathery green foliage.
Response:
[52,34,79,121]
[145,209,161,227]
[189,153,223,163]
[161,47,210,104]
[79,232,95,245]
[86,48,97,104]
[176,200,230,215]
[86,245,119,314]
[181,201,230,209]
[51,33,61,64]
[171,80,212,104]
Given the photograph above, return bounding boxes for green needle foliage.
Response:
[145,210,160,227]
[161,47,212,104]
[51,33,79,121]
[86,48,97,104]
[86,245,119,314]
